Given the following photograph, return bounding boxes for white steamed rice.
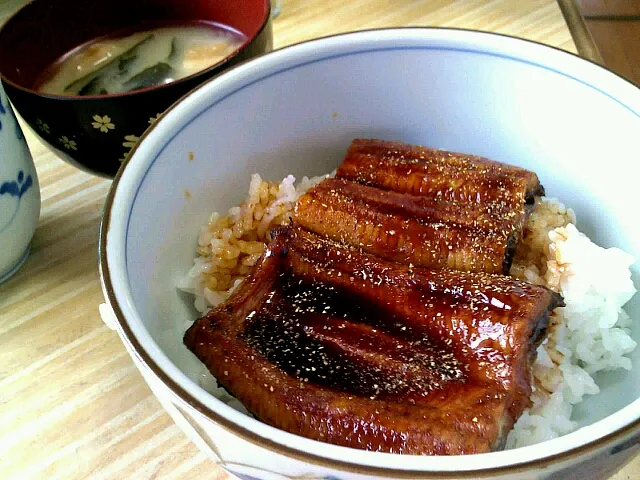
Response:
[179,174,637,448]
[506,200,636,447]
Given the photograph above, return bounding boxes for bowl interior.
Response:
[0,0,270,93]
[104,29,640,470]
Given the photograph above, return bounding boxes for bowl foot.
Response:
[0,244,30,284]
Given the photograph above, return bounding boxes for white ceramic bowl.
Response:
[100,28,640,480]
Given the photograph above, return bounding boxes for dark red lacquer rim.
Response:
[0,0,271,98]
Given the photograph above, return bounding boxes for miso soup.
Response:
[36,25,245,96]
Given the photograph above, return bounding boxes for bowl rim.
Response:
[0,0,272,100]
[99,26,640,476]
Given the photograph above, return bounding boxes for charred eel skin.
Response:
[184,227,563,455]
[336,139,544,207]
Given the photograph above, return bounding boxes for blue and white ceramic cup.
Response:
[0,81,40,283]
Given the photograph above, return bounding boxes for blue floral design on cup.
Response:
[0,169,33,234]
[0,82,40,283]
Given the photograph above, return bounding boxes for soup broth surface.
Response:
[37,25,245,96]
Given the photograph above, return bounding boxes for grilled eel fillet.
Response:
[336,139,544,207]
[296,139,544,274]
[296,178,526,274]
[184,227,563,455]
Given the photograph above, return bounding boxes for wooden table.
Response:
[1,1,637,478]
